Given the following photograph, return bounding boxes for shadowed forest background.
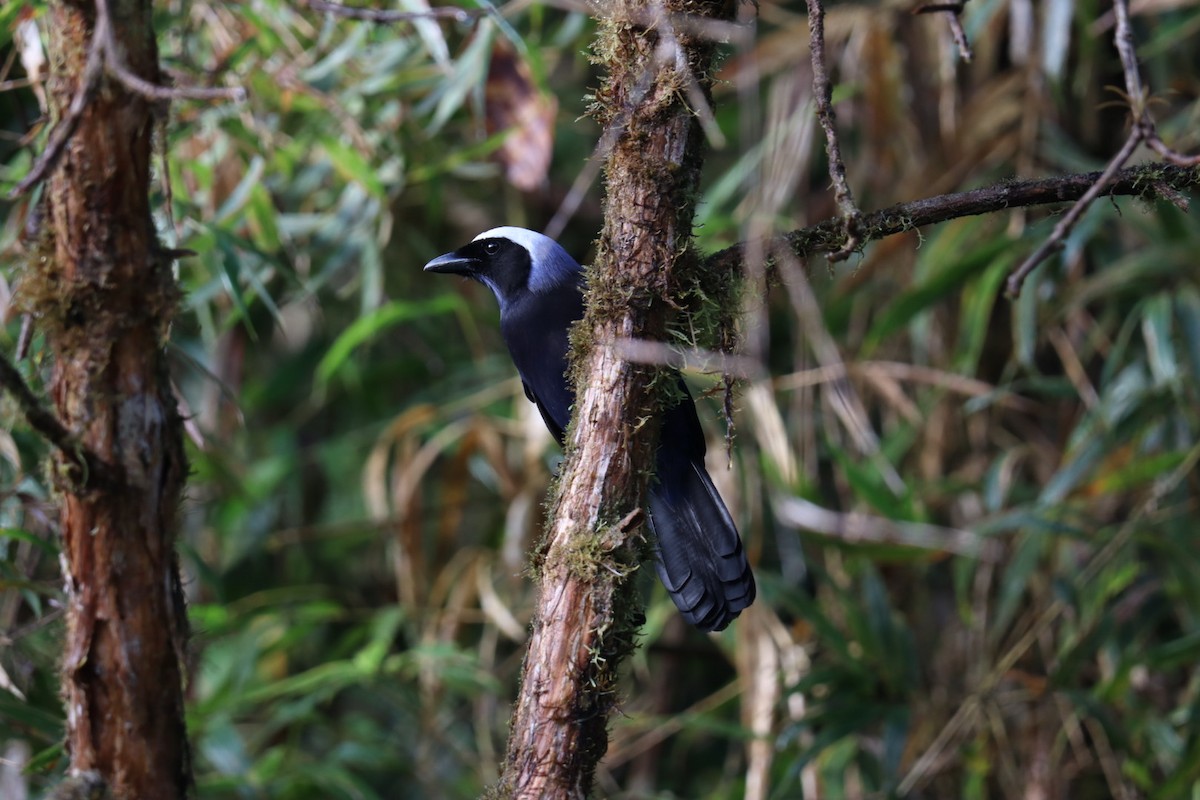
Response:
[1,0,1199,798]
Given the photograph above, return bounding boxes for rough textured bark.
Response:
[29,1,192,796]
[495,1,726,796]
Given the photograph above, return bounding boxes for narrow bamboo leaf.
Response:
[246,183,283,252]
[991,530,1048,641]
[399,0,450,66]
[322,138,386,198]
[0,527,58,555]
[317,295,465,384]
[956,255,1015,373]
[217,239,256,339]
[864,231,1011,353]
[1142,293,1179,386]
[214,156,266,224]
[1175,286,1200,380]
[1144,631,1200,671]
[425,22,495,134]
[0,690,62,739]
[1040,436,1105,505]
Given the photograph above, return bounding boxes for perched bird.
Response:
[424,227,755,631]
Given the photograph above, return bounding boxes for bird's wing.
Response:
[523,379,567,444]
[502,283,582,447]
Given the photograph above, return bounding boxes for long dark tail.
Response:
[647,460,756,632]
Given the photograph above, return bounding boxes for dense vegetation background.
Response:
[1,0,1198,797]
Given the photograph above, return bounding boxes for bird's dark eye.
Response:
[483,241,501,255]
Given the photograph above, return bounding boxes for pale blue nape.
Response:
[473,227,582,294]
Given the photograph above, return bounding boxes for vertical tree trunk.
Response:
[32,1,192,796]
[496,1,726,796]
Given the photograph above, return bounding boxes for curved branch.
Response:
[704,164,1198,274]
[0,352,115,489]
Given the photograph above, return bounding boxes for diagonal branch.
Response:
[1004,0,1199,295]
[805,0,861,260]
[703,163,1198,276]
[0,352,114,488]
[1004,129,1142,296]
[9,0,243,200]
[9,5,108,198]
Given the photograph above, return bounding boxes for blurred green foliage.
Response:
[2,0,1199,798]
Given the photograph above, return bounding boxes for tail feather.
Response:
[647,461,756,632]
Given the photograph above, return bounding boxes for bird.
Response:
[424,227,755,631]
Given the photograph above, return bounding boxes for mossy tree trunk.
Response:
[495,1,727,796]
[33,1,192,796]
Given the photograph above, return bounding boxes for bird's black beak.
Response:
[423,251,479,276]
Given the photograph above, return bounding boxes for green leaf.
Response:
[322,137,386,199]
[214,156,266,224]
[1142,293,1179,386]
[316,294,466,385]
[864,224,1012,354]
[0,527,59,555]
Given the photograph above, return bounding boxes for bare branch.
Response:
[914,1,972,62]
[546,3,675,239]
[545,0,746,239]
[106,59,245,102]
[805,0,861,261]
[1112,0,1200,167]
[1005,128,1142,296]
[0,351,113,488]
[945,9,972,61]
[704,164,1198,276]
[1112,0,1144,106]
[773,494,1002,562]
[9,0,244,199]
[9,6,107,198]
[1004,0,1199,295]
[15,314,34,361]
[97,0,244,101]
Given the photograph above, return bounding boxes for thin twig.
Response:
[913,1,972,61]
[304,0,480,23]
[0,77,36,92]
[10,0,244,199]
[1004,0,1200,296]
[1112,0,1200,167]
[107,59,244,102]
[9,6,108,198]
[96,0,244,101]
[1112,0,1143,107]
[0,351,113,487]
[1004,128,1142,297]
[545,0,748,239]
[805,0,861,261]
[546,4,675,239]
[945,10,972,61]
[15,315,33,361]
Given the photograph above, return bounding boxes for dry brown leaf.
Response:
[485,40,556,192]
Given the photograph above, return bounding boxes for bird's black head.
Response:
[423,227,580,312]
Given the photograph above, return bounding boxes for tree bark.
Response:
[29,1,192,796]
[494,1,726,796]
